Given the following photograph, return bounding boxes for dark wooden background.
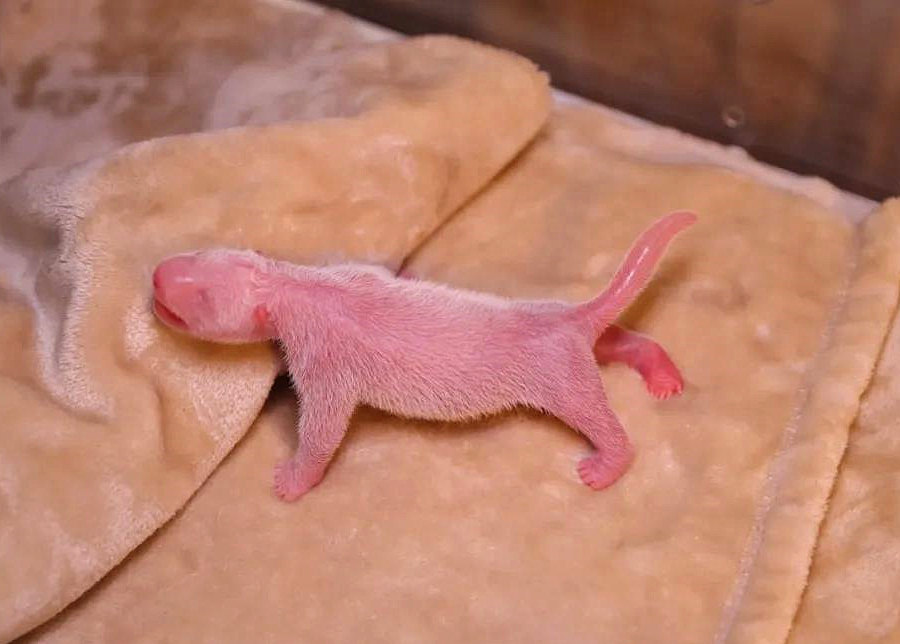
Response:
[314,0,900,200]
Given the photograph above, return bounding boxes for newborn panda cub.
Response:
[152,211,695,502]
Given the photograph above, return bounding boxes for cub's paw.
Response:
[273,459,320,502]
[645,370,684,400]
[576,450,632,490]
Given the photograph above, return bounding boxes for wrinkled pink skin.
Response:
[152,211,695,501]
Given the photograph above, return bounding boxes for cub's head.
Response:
[152,248,274,344]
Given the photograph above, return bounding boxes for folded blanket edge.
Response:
[715,198,900,644]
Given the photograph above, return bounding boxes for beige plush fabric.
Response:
[789,263,900,642]
[3,1,900,644]
[0,2,550,641]
[404,110,900,644]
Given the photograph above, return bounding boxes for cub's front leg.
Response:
[274,359,356,502]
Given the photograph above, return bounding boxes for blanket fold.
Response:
[788,205,900,643]
[3,2,900,644]
[0,3,550,639]
[19,100,900,644]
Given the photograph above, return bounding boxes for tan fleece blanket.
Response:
[0,1,550,640]
[2,2,900,643]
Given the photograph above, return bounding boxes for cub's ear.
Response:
[253,304,271,332]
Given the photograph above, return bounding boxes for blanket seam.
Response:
[781,256,900,643]
[712,222,862,644]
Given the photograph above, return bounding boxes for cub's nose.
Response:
[153,256,199,292]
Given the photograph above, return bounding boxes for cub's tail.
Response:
[573,211,697,338]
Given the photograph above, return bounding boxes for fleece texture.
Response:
[2,1,900,643]
[0,1,550,640]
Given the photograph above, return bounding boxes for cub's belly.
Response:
[353,317,555,419]
[362,363,524,421]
